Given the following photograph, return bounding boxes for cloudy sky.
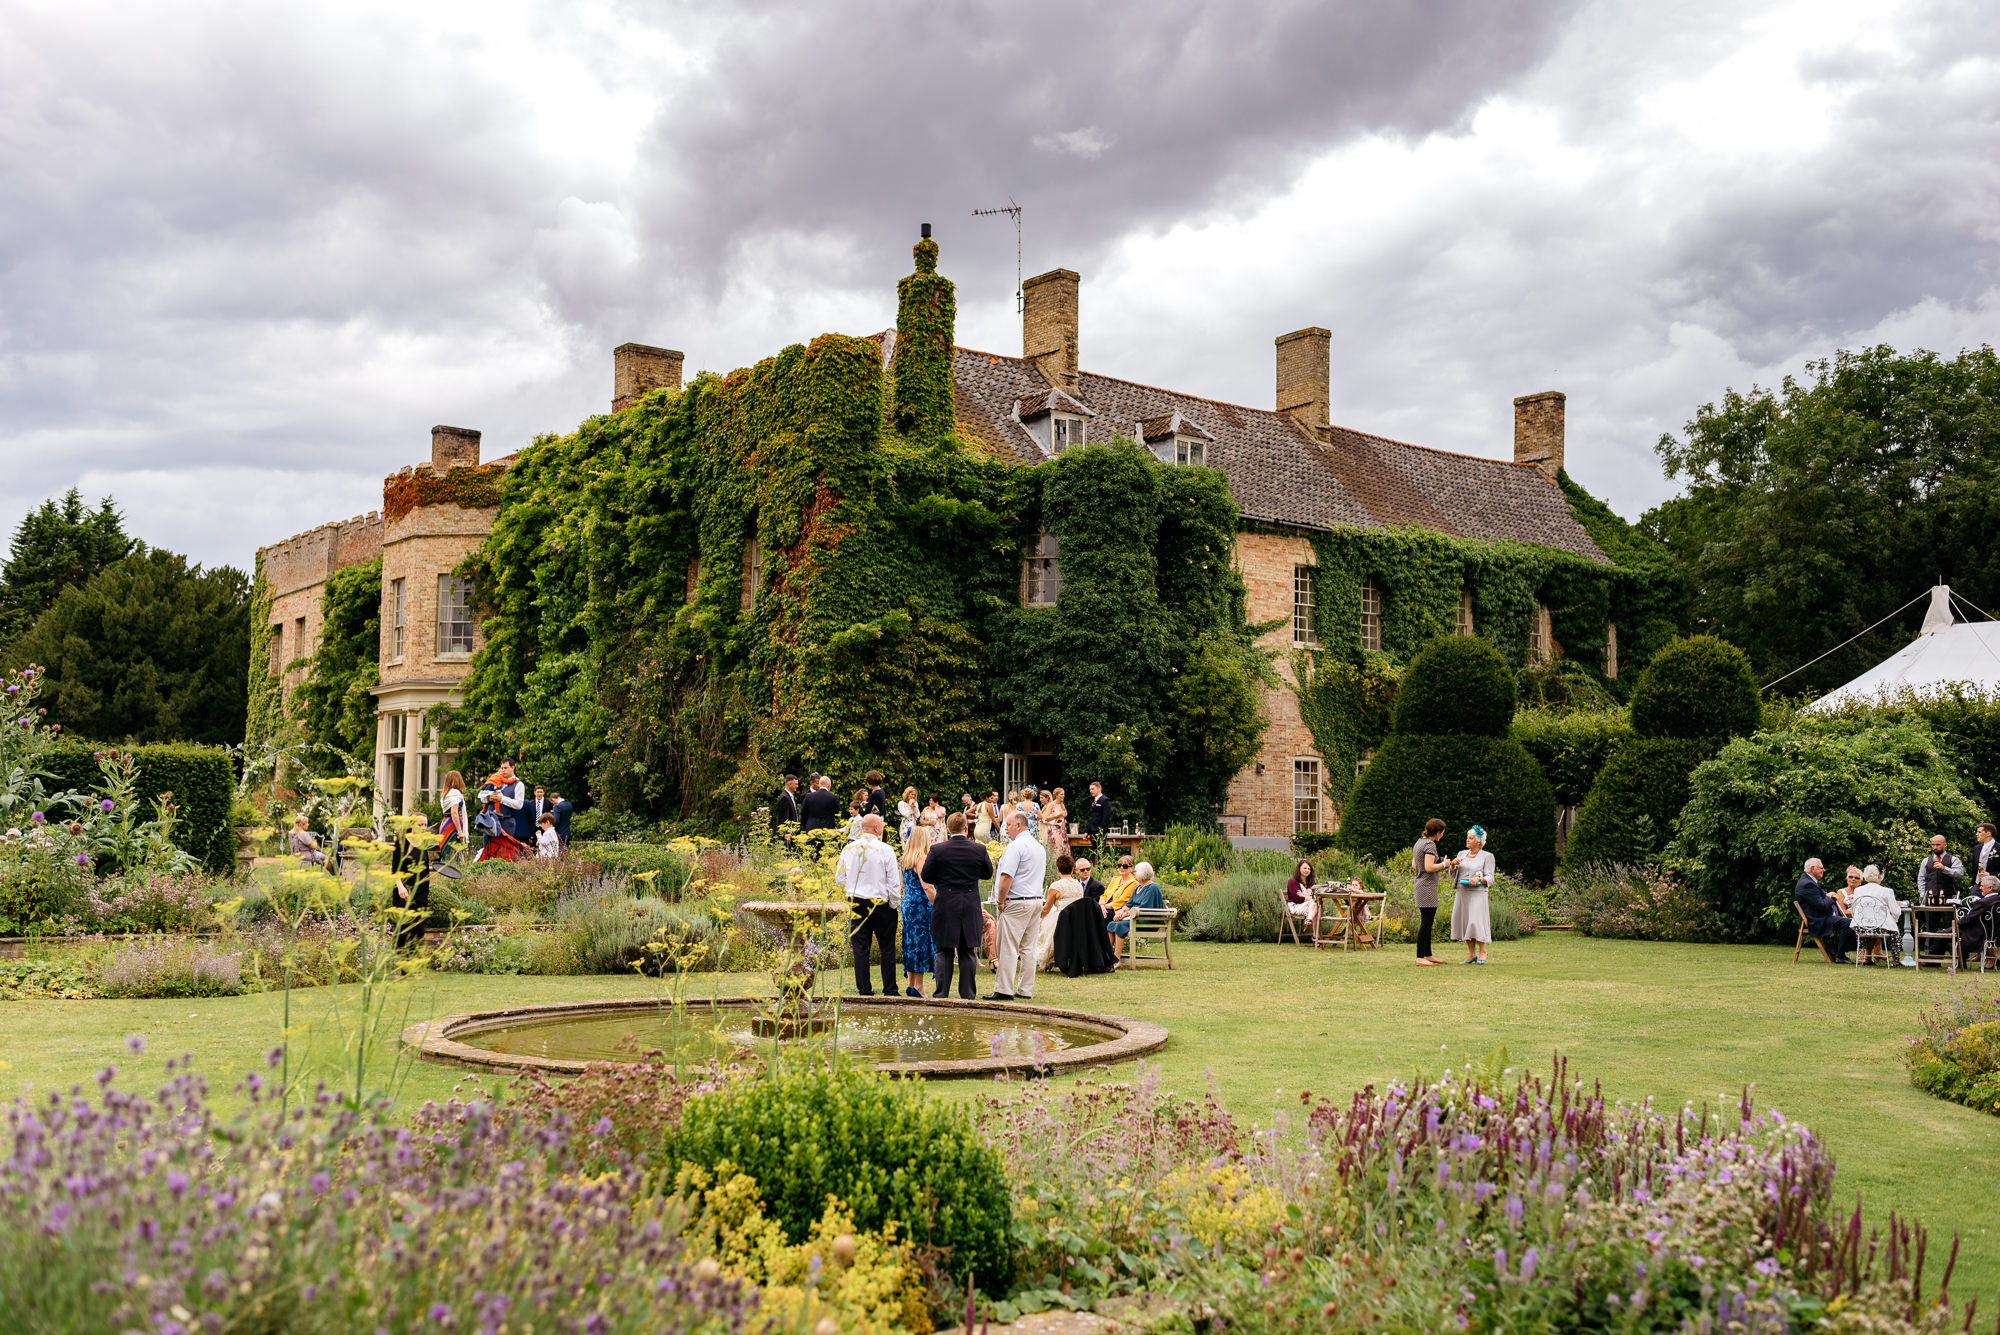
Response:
[4,0,1997,572]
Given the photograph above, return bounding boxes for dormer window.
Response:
[1140,411,1213,466]
[1016,389,1095,457]
[1051,414,1085,451]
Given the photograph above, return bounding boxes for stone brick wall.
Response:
[613,343,684,413]
[1513,391,1565,480]
[378,496,497,689]
[256,512,384,696]
[1226,529,1325,839]
[1022,268,1079,391]
[1275,327,1330,434]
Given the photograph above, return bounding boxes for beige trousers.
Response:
[993,898,1042,997]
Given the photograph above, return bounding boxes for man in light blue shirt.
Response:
[989,811,1046,1000]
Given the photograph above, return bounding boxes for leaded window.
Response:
[1360,580,1382,652]
[1023,533,1061,606]
[1292,565,1318,647]
[1293,758,1323,834]
[436,576,474,656]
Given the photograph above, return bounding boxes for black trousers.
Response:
[1416,906,1436,959]
[934,945,978,999]
[850,899,898,995]
[1817,915,1858,956]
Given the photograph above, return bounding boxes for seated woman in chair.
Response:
[1849,864,1905,964]
[1284,860,1320,931]
[1107,861,1167,965]
[287,815,326,866]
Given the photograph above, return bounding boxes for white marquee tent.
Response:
[1805,585,2000,712]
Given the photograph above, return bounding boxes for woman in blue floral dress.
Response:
[899,825,937,998]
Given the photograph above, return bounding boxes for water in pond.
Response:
[464,1005,1113,1065]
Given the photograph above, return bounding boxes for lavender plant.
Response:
[0,1045,758,1334]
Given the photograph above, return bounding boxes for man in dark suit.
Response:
[1074,854,1107,920]
[531,786,555,830]
[865,770,889,820]
[773,774,801,835]
[1085,781,1112,839]
[1973,823,1997,879]
[548,791,573,850]
[921,812,995,999]
[1795,857,1855,963]
[800,775,840,834]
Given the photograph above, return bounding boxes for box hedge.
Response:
[1340,637,1557,882]
[1511,710,1632,807]
[37,742,235,877]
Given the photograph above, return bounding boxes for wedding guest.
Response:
[1450,825,1495,965]
[548,790,572,851]
[1283,860,1319,932]
[899,825,937,997]
[834,813,900,996]
[800,774,840,834]
[1975,823,1999,878]
[1042,787,1069,855]
[865,771,889,820]
[989,812,1047,1001]
[974,792,1000,843]
[847,788,869,838]
[535,812,560,859]
[288,815,326,866]
[897,786,920,844]
[1051,852,1116,977]
[921,812,994,999]
[437,770,468,856]
[1104,856,1139,914]
[1850,864,1905,965]
[391,816,432,952]
[1835,864,1864,914]
[1074,855,1106,913]
[1411,818,1448,966]
[1085,780,1112,839]
[773,774,801,834]
[1036,853,1084,970]
[1107,861,1166,965]
[1794,857,1856,963]
[922,793,946,834]
[1918,834,1966,905]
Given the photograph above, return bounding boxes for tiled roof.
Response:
[891,335,1605,562]
[1137,411,1212,443]
[1016,387,1095,419]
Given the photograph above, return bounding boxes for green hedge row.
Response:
[39,742,236,877]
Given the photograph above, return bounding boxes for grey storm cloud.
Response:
[1,0,1998,571]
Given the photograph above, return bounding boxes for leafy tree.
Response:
[0,489,133,649]
[6,548,250,744]
[1645,344,2000,694]
[1669,721,1979,939]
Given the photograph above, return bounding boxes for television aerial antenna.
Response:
[972,200,1023,313]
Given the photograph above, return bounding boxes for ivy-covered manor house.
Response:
[249,233,1675,839]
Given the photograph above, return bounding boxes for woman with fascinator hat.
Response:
[1450,825,1496,964]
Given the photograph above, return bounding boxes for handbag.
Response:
[473,808,502,837]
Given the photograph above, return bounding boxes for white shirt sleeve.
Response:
[834,843,857,890]
[497,782,524,811]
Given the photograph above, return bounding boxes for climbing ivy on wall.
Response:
[242,552,291,751]
[442,240,1264,830]
[1288,516,1687,821]
[382,464,507,521]
[291,555,381,765]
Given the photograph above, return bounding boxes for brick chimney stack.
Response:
[1022,268,1080,391]
[1275,328,1331,435]
[613,343,685,413]
[1513,391,1565,481]
[431,426,481,472]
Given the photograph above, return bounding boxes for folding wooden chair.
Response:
[1126,906,1179,968]
[1793,903,1834,964]
[1278,894,1305,944]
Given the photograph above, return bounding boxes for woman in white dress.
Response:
[1449,825,1495,964]
[1036,853,1083,971]
[896,786,920,845]
[1849,864,1905,964]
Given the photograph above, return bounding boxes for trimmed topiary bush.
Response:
[1389,634,1516,737]
[1511,710,1632,808]
[663,1065,1013,1291]
[1627,635,1760,740]
[1340,637,1556,883]
[1563,636,1759,872]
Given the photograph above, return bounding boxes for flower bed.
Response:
[1905,988,2000,1116]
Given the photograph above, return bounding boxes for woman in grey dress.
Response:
[1411,817,1448,965]
[1449,825,1495,964]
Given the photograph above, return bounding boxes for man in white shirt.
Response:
[1974,822,1997,880]
[834,812,902,996]
[988,811,1047,1000]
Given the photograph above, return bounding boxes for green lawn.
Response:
[5,935,1998,1294]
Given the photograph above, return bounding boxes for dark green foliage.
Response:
[1340,735,1557,883]
[291,556,380,762]
[1511,710,1632,807]
[38,741,235,876]
[1293,655,1400,817]
[8,548,249,745]
[1515,657,1619,713]
[1781,684,2000,822]
[1561,737,1712,869]
[887,236,955,443]
[664,1065,1013,1289]
[1628,636,1760,740]
[444,239,1254,832]
[1668,721,1979,939]
[0,489,133,650]
[1389,636,1516,737]
[1557,470,1690,681]
[1645,344,2000,693]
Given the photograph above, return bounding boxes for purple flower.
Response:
[428,1302,451,1323]
[125,1034,145,1054]
[1521,1247,1539,1281]
[100,798,114,813]
[29,811,42,824]
[166,1170,189,1197]
[75,853,89,867]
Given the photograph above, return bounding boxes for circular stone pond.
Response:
[403,995,1168,1080]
